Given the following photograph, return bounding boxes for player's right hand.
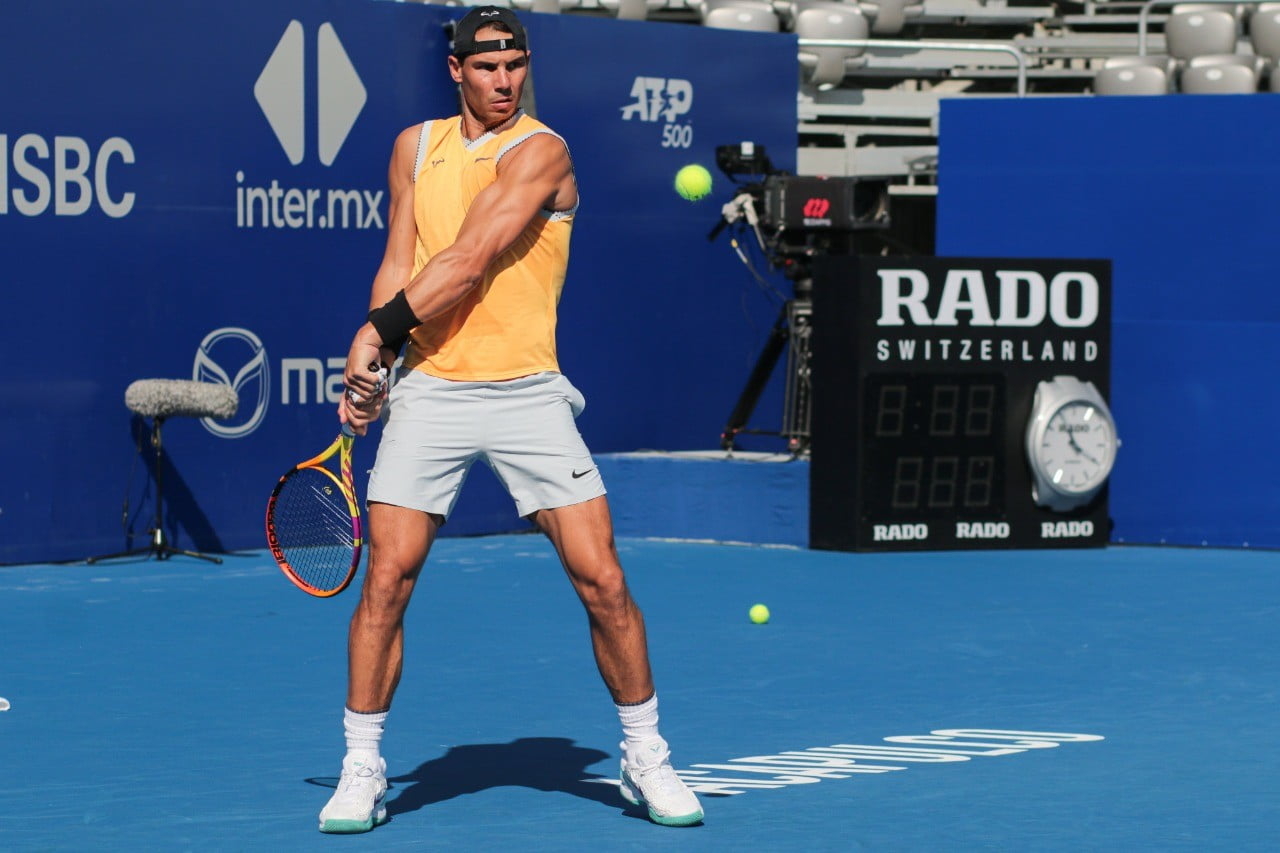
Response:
[339,391,383,437]
[340,364,387,436]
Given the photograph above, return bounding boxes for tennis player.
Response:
[321,6,703,833]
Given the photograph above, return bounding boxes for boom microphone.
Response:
[124,379,239,420]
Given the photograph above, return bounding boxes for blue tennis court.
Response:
[2,537,1276,850]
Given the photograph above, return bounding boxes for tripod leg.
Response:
[152,509,223,564]
[86,547,154,565]
[721,302,791,451]
[158,545,223,565]
[782,299,813,456]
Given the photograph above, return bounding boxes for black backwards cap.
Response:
[451,6,529,58]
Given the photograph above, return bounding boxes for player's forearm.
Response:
[367,148,417,312]
[364,248,482,349]
[368,259,413,312]
[403,248,483,321]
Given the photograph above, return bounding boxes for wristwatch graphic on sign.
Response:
[1024,375,1119,512]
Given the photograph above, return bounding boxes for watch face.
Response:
[1034,401,1116,494]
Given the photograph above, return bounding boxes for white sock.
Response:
[617,693,660,749]
[344,707,387,763]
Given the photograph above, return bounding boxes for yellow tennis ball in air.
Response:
[674,164,713,201]
[749,603,770,624]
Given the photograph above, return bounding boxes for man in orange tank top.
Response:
[320,7,703,833]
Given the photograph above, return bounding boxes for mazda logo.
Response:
[193,327,270,438]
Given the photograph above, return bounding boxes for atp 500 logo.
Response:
[620,77,694,149]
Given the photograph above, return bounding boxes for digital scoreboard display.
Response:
[809,256,1113,552]
[860,374,1007,521]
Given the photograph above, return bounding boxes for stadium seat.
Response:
[857,0,923,35]
[598,0,667,20]
[1187,51,1260,68]
[1164,8,1239,60]
[701,0,782,32]
[1249,3,1280,62]
[1093,56,1172,95]
[511,0,577,12]
[795,2,869,90]
[1181,53,1259,92]
[1170,2,1247,29]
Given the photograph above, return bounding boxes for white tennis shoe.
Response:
[618,736,704,826]
[318,754,388,833]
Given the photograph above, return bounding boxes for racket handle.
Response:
[347,363,389,405]
[341,422,356,438]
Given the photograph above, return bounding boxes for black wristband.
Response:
[382,335,409,358]
[365,310,409,358]
[367,290,419,348]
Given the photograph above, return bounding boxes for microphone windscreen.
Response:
[124,379,240,420]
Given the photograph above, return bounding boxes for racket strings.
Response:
[272,469,358,591]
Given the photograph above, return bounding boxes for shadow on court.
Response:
[308,737,649,821]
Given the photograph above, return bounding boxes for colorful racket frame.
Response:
[264,425,363,597]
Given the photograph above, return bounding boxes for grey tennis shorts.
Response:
[367,369,606,519]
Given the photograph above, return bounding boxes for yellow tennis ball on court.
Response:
[749,603,770,624]
[674,164,712,201]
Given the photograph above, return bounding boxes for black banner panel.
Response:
[810,256,1113,552]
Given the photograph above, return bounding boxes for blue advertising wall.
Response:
[937,96,1280,548]
[0,0,798,563]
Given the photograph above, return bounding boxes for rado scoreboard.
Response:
[810,256,1114,552]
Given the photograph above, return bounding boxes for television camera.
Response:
[708,142,890,280]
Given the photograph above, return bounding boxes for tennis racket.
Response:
[265,365,387,597]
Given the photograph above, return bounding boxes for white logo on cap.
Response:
[254,21,366,166]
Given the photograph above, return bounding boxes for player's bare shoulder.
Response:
[497,132,575,209]
[389,121,430,186]
[499,131,570,176]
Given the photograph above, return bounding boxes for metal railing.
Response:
[798,38,1030,97]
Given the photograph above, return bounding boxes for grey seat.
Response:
[1165,8,1239,60]
[701,0,782,31]
[1187,52,1259,68]
[795,1,870,89]
[1094,56,1172,95]
[858,0,923,35]
[1181,53,1259,91]
[1249,3,1280,61]
[598,0,667,20]
[511,0,576,12]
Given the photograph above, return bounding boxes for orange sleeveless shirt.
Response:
[403,112,574,381]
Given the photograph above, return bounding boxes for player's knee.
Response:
[361,557,418,612]
[578,564,631,617]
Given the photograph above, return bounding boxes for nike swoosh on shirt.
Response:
[572,469,594,479]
